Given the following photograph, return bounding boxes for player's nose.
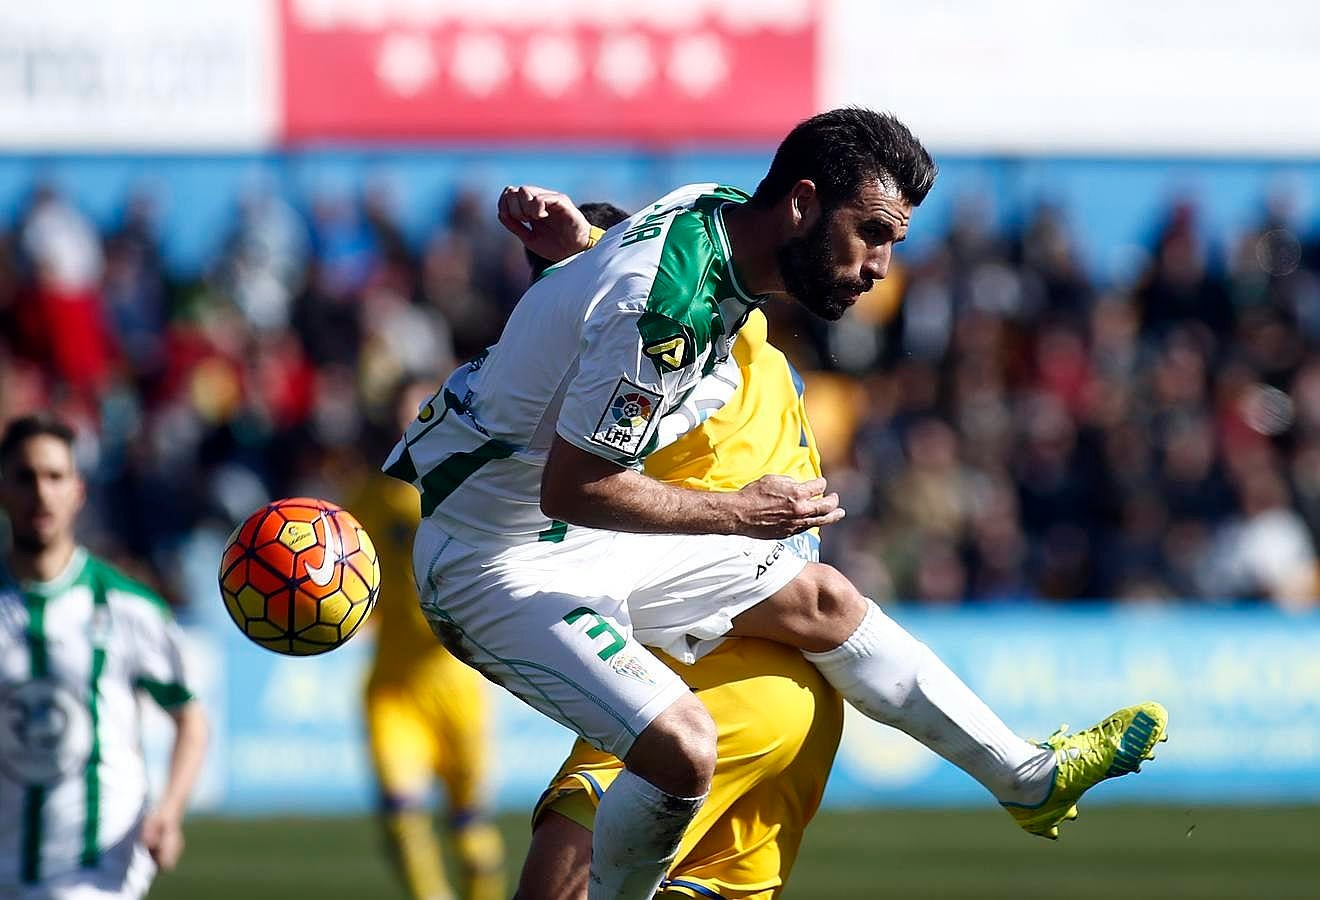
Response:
[864,246,891,281]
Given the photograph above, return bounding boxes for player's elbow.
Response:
[173,700,210,743]
[538,482,571,522]
[539,469,590,525]
[542,437,620,526]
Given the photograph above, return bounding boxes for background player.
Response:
[513,197,843,899]
[0,415,208,899]
[350,386,505,900]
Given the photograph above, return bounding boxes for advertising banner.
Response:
[823,0,1320,156]
[0,0,277,149]
[165,607,1320,815]
[280,0,819,143]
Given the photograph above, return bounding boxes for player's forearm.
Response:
[550,468,742,535]
[542,440,744,535]
[157,702,209,821]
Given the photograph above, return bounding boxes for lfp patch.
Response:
[591,378,662,457]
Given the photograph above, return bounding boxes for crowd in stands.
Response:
[2,178,1317,611]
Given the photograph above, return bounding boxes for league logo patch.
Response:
[611,653,656,686]
[590,379,662,457]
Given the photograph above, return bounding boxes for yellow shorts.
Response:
[365,654,492,813]
[533,638,845,899]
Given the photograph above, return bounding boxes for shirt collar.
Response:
[22,546,89,597]
[712,202,764,332]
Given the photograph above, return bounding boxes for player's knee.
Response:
[792,563,868,649]
[626,694,717,795]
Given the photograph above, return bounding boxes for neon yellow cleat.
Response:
[1004,702,1168,840]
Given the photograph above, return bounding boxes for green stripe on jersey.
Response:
[81,577,109,869]
[418,439,517,518]
[25,593,48,677]
[136,677,194,708]
[537,520,568,543]
[21,788,45,884]
[635,188,758,379]
[383,445,418,484]
[639,211,725,359]
[21,592,49,884]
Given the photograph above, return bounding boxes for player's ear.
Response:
[788,180,818,232]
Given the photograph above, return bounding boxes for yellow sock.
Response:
[384,810,454,900]
[452,818,505,900]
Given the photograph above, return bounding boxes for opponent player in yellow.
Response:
[509,197,845,899]
[350,385,505,900]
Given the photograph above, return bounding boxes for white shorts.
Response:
[413,522,808,759]
[9,838,154,900]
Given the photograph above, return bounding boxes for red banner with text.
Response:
[281,0,819,143]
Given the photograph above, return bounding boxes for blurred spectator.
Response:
[16,184,115,400]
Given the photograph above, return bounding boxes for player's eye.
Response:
[862,224,891,244]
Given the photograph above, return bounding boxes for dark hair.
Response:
[0,414,76,469]
[526,201,632,278]
[751,107,937,210]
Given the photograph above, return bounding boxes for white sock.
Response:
[803,603,1055,805]
[588,770,705,900]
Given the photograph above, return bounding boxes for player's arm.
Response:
[542,438,840,539]
[134,604,209,870]
[141,700,208,870]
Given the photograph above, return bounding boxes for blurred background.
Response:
[2,1,1319,897]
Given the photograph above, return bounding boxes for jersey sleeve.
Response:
[129,601,196,710]
[555,293,702,467]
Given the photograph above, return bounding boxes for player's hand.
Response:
[497,185,592,264]
[731,475,844,538]
[141,809,186,870]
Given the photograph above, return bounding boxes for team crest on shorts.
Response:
[591,378,662,457]
[611,653,656,685]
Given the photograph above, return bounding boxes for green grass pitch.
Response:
[153,806,1320,899]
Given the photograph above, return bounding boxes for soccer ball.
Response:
[219,497,380,656]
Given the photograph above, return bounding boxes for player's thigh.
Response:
[365,688,439,801]
[625,532,807,664]
[414,520,690,759]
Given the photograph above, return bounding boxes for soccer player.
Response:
[385,109,1166,900]
[516,199,843,899]
[351,383,505,900]
[0,415,208,899]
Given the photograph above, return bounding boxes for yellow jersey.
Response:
[644,309,821,489]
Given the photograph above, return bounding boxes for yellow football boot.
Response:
[1004,702,1168,840]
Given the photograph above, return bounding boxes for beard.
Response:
[776,215,871,321]
[9,527,52,554]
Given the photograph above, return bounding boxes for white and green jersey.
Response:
[0,548,194,890]
[384,183,764,543]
